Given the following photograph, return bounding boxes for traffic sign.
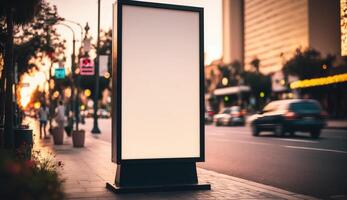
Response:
[80,57,95,75]
[55,68,66,79]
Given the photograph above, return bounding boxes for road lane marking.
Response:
[284,146,347,154]
[207,131,251,137]
[273,138,318,144]
[235,140,273,146]
[211,138,272,146]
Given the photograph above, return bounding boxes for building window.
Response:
[341,0,347,56]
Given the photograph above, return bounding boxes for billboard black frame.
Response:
[112,0,205,164]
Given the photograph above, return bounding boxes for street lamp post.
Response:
[91,0,101,134]
[55,23,78,130]
[58,19,84,131]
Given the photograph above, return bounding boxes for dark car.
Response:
[213,106,246,126]
[250,99,326,138]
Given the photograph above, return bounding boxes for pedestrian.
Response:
[38,102,49,139]
[55,100,66,133]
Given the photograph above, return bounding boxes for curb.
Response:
[198,168,321,200]
[325,127,347,130]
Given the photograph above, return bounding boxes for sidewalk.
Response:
[326,120,347,130]
[33,121,319,200]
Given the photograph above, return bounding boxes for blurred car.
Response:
[213,106,245,126]
[250,99,326,138]
[97,109,111,118]
[205,110,214,124]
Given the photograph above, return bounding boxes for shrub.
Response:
[0,149,65,200]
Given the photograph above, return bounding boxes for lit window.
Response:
[341,0,347,56]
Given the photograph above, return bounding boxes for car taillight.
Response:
[284,111,296,120]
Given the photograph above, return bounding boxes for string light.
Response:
[290,73,347,89]
[222,77,229,86]
[224,96,229,102]
[84,89,91,97]
[259,92,265,98]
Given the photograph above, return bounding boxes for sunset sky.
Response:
[49,0,222,66]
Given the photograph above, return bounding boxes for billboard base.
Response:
[106,162,211,193]
[106,182,211,193]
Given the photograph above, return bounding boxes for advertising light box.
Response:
[112,0,204,163]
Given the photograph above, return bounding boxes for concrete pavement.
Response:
[326,120,347,130]
[29,118,321,200]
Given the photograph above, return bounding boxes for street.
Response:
[82,118,347,199]
[201,125,347,199]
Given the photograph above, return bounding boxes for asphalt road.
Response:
[199,125,347,199]
[82,118,347,199]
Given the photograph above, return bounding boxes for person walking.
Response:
[55,100,66,134]
[38,102,49,139]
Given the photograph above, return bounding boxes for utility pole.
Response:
[92,0,101,134]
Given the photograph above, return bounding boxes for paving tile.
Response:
[26,117,318,200]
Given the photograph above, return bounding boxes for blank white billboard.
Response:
[113,2,203,161]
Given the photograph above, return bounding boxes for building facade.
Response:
[223,0,341,74]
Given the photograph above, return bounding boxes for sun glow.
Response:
[17,56,51,108]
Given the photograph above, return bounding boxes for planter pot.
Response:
[14,128,33,160]
[53,127,64,145]
[72,130,85,148]
[49,127,57,135]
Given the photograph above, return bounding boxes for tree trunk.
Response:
[4,8,15,149]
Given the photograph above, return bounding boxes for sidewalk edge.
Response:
[197,168,320,200]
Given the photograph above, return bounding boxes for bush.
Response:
[0,149,65,200]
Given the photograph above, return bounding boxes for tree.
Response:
[230,60,242,75]
[0,0,64,149]
[250,57,260,73]
[282,48,335,80]
[0,0,42,25]
[242,71,271,111]
[0,0,43,149]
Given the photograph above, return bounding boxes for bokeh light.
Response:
[84,89,91,97]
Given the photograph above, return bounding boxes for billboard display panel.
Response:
[112,1,204,162]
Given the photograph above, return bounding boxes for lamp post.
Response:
[60,18,84,44]
[58,19,84,131]
[91,0,101,134]
[55,23,79,130]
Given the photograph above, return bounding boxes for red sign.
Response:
[80,58,95,75]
